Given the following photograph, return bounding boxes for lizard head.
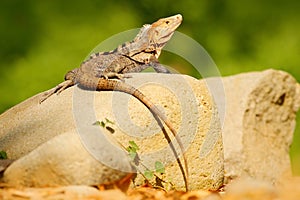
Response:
[133,14,183,59]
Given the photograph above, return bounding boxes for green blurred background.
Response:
[0,0,299,174]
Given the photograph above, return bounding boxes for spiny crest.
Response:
[81,51,111,65]
[81,14,182,64]
[134,24,151,42]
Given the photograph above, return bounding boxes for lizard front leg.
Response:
[146,56,171,73]
[121,61,171,74]
[151,62,171,73]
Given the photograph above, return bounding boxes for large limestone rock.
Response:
[0,73,224,191]
[2,69,297,190]
[207,69,300,184]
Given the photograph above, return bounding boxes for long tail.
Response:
[94,78,189,191]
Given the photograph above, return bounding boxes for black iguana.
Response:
[41,14,189,191]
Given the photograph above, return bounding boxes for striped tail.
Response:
[97,78,189,191]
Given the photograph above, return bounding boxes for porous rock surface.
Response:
[206,69,300,184]
[1,69,299,190]
[0,73,224,191]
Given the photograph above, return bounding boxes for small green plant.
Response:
[126,140,139,160]
[104,118,115,125]
[93,118,115,133]
[126,140,172,189]
[155,161,165,174]
[143,161,165,180]
[0,150,8,159]
[144,169,154,179]
[93,120,105,127]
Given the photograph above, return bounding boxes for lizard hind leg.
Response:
[40,68,78,103]
[39,80,74,103]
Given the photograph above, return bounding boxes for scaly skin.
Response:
[40,14,189,191]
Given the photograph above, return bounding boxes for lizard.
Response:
[40,14,189,191]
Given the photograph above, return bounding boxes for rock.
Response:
[223,178,277,200]
[0,186,127,200]
[278,177,300,200]
[206,69,300,184]
[0,159,14,174]
[0,73,224,191]
[127,187,222,200]
[2,131,132,187]
[1,177,300,199]
[223,177,300,200]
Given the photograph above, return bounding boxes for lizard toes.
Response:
[116,74,132,80]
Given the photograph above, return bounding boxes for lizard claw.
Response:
[117,74,132,82]
[102,75,109,79]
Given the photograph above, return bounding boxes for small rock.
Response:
[224,178,277,200]
[0,186,127,200]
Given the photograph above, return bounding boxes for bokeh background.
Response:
[0,0,299,174]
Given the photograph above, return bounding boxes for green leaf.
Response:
[144,170,154,180]
[93,121,101,125]
[105,118,115,124]
[155,161,165,174]
[0,150,8,159]
[93,120,105,127]
[129,140,139,151]
[126,146,135,153]
[126,145,137,160]
[100,121,106,127]
[128,150,137,160]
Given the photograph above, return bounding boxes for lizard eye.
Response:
[165,20,170,24]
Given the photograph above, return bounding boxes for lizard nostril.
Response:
[165,20,169,24]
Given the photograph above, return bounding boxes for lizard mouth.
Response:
[161,31,175,40]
